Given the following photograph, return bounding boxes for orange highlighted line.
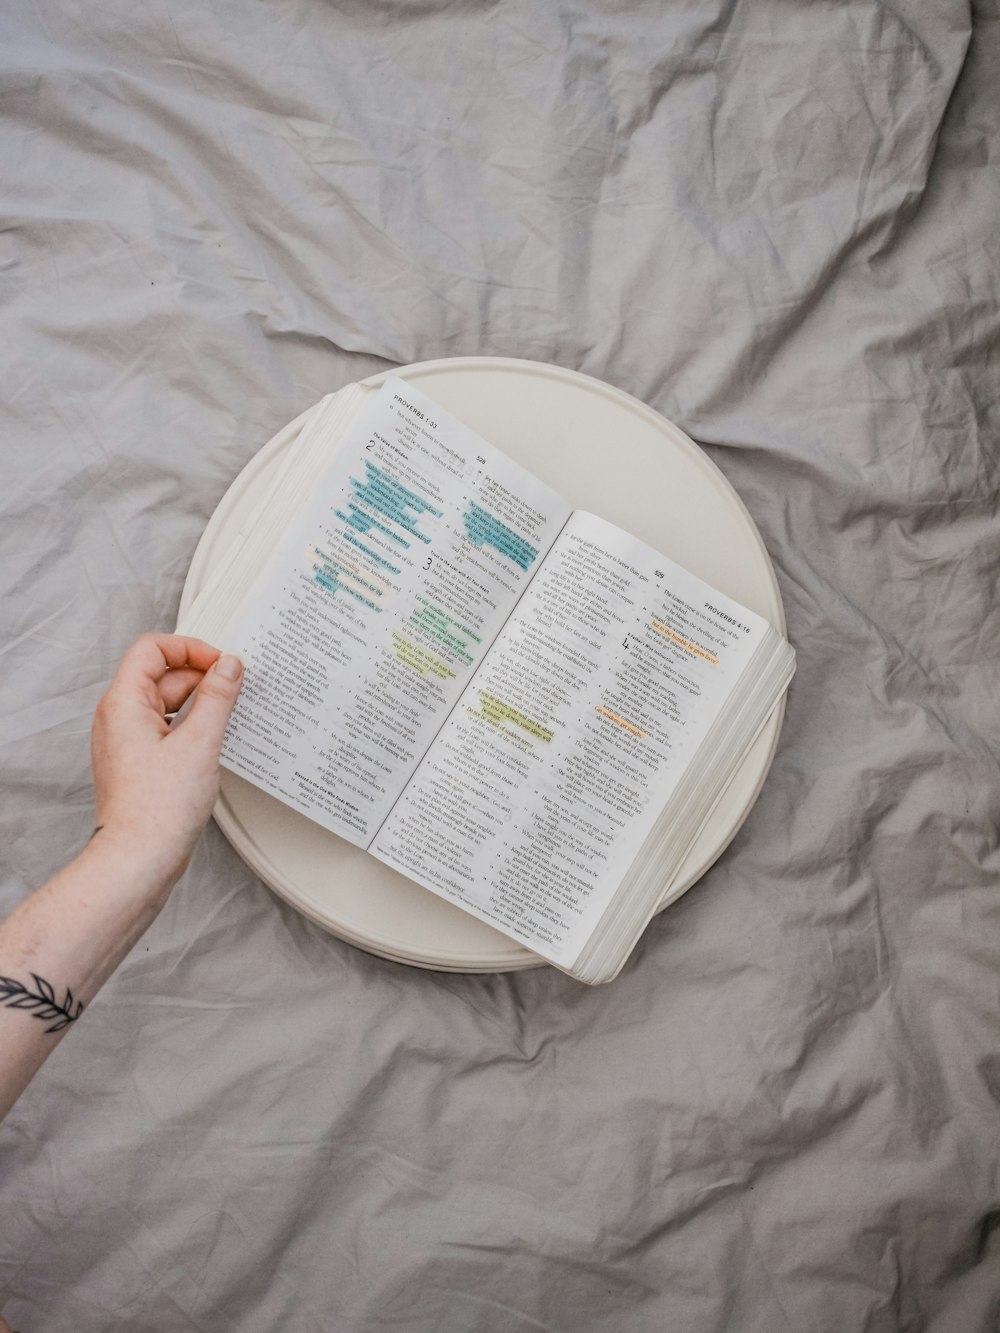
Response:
[334,551,392,594]
[649,618,719,664]
[596,706,647,738]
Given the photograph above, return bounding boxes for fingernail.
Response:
[216,654,243,681]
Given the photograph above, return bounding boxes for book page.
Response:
[215,378,572,846]
[371,511,770,966]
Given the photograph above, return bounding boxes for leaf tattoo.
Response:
[0,974,84,1033]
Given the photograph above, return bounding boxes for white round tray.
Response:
[179,357,787,972]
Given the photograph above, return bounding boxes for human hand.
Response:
[89,634,244,889]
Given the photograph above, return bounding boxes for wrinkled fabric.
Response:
[1,1,999,1330]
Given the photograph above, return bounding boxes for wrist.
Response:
[83,823,187,906]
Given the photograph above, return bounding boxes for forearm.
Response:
[0,836,177,1122]
[0,635,242,1123]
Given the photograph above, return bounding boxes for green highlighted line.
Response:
[410,601,474,666]
[415,595,481,645]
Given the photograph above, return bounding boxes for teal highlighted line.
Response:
[335,462,443,548]
[314,548,383,598]
[462,502,538,571]
[313,543,384,611]
[315,571,382,612]
[335,504,410,548]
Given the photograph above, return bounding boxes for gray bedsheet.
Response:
[2,2,998,1329]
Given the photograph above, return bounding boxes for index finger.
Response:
[110,633,223,692]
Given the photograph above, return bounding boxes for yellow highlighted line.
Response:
[596,706,647,738]
[649,618,719,664]
[477,692,554,743]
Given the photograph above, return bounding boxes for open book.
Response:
[180,377,795,984]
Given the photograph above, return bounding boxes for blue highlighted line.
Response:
[315,571,381,612]
[462,501,538,571]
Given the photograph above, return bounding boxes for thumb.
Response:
[179,655,244,749]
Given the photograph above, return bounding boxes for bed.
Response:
[2,1,998,1329]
